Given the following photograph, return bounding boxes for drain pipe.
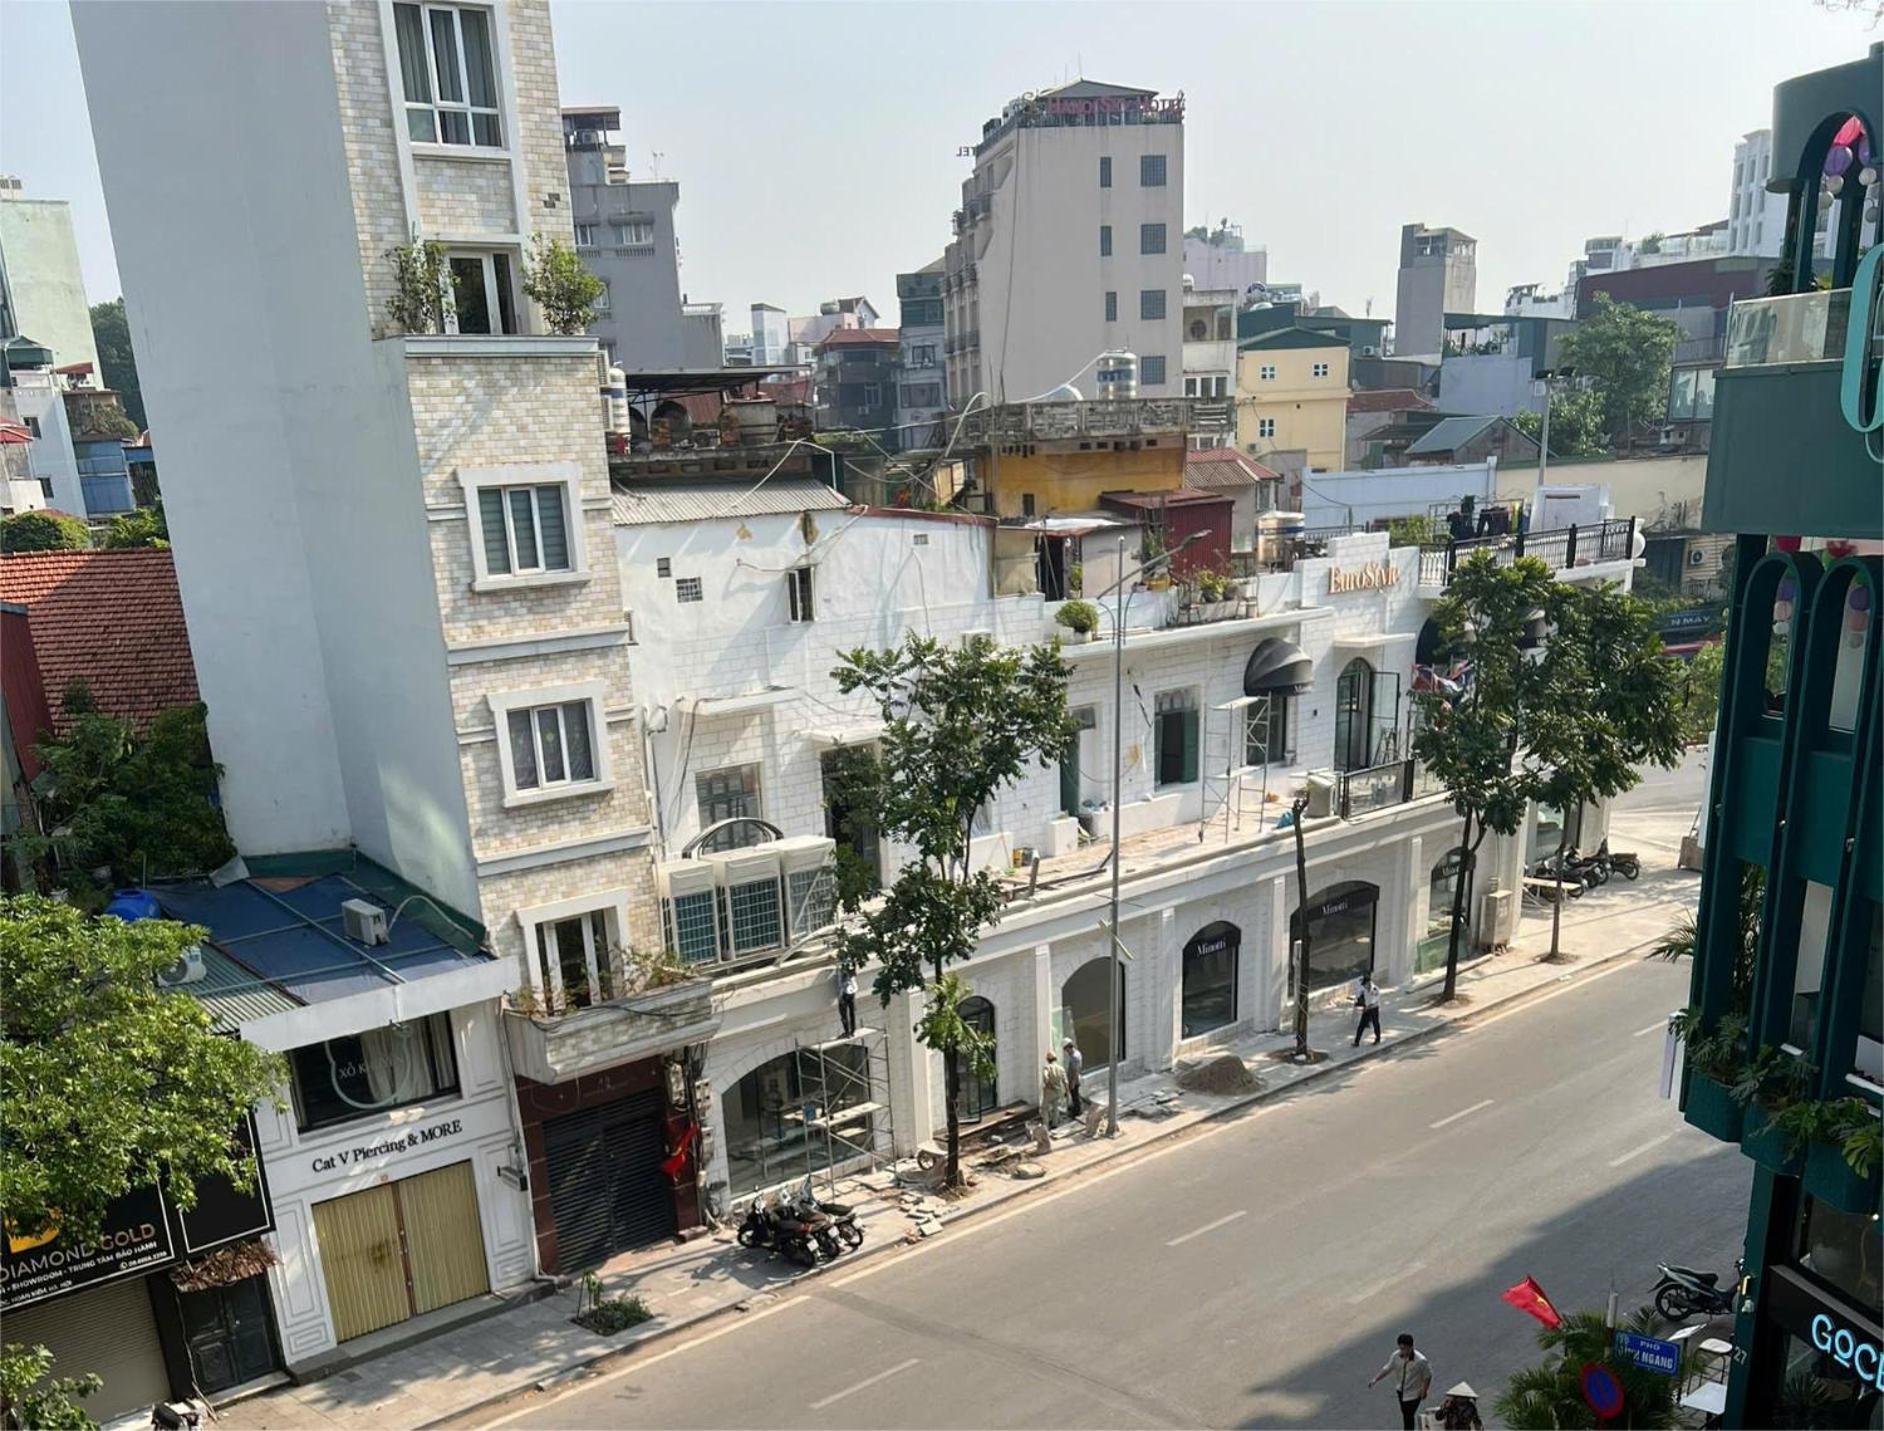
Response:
[491,985,556,1290]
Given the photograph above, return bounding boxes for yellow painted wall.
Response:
[1236,345,1350,471]
[986,444,1184,519]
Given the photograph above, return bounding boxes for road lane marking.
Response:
[808,1357,921,1411]
[1429,1098,1495,1129]
[1634,1021,1668,1037]
[1348,1259,1428,1304]
[1165,1209,1249,1247]
[1608,1133,1673,1168]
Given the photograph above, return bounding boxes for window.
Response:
[1312,362,1330,378]
[289,1013,459,1131]
[1021,493,1036,517]
[908,343,937,367]
[1140,153,1167,186]
[1181,922,1238,1037]
[507,700,598,792]
[696,764,762,851]
[592,280,611,314]
[1140,222,1167,255]
[446,251,517,335]
[611,219,655,247]
[656,557,672,578]
[1259,364,1277,381]
[676,576,703,602]
[573,223,597,248]
[1154,689,1199,786]
[1333,658,1375,772]
[1245,695,1290,766]
[476,483,570,577]
[1185,377,1199,397]
[534,908,613,1010]
[859,383,882,408]
[787,565,815,622]
[1258,417,1277,438]
[1105,291,1118,322]
[1099,225,1113,257]
[1140,289,1166,321]
[1141,355,1166,385]
[1213,375,1228,397]
[393,3,502,147]
[1099,156,1112,188]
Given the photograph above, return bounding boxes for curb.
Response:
[424,937,1662,1429]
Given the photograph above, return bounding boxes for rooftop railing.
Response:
[1417,517,1636,586]
[1723,288,1852,369]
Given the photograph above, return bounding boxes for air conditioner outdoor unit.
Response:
[658,859,722,967]
[1688,547,1708,567]
[774,835,839,942]
[341,898,389,947]
[156,945,207,987]
[700,848,784,955]
[1304,773,1337,819]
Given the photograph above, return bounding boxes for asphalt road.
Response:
[493,955,1748,1430]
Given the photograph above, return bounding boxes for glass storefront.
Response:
[1062,960,1126,1072]
[1751,1199,1884,1430]
[722,1046,873,1197]
[1292,882,1379,992]
[957,996,998,1121]
[1181,922,1239,1037]
[288,1013,459,1131]
[1419,849,1472,973]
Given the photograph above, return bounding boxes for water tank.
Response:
[604,366,630,435]
[1094,351,1139,400]
[104,889,162,922]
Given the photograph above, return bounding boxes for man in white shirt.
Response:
[1368,1332,1433,1430]
[1353,971,1382,1047]
[1062,1039,1084,1117]
[838,967,858,1038]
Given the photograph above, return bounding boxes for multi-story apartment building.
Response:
[1182,220,1268,301]
[1677,44,1882,1429]
[73,0,711,1367]
[896,262,948,449]
[749,302,790,366]
[814,327,899,435]
[0,178,100,378]
[1181,281,1236,439]
[1236,327,1351,473]
[943,81,1185,406]
[1393,223,1476,360]
[562,106,721,368]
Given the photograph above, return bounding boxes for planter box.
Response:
[1741,1104,1805,1176]
[1682,1073,1746,1143]
[1803,1138,1882,1216]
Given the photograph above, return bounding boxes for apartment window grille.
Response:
[696,765,762,852]
[1100,225,1113,258]
[393,3,502,147]
[1140,355,1167,385]
[1105,291,1118,322]
[611,220,655,247]
[676,576,703,602]
[1140,223,1167,255]
[1312,361,1330,378]
[477,483,570,576]
[1099,156,1112,188]
[1140,154,1167,187]
[1140,289,1166,321]
[1260,364,1277,381]
[507,701,597,792]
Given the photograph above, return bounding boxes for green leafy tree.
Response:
[100,504,168,550]
[1413,553,1558,1000]
[832,633,1070,1186]
[1,896,285,1247]
[521,233,606,336]
[1528,582,1684,960]
[88,298,145,431]
[1,511,89,553]
[1556,294,1679,445]
[1512,389,1607,458]
[1495,1308,1682,1429]
[1,1344,101,1430]
[384,238,453,335]
[11,702,233,898]
[1678,638,1726,745]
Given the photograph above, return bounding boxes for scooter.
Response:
[1564,846,1610,889]
[1653,1258,1741,1321]
[1599,839,1641,881]
[734,1192,824,1267]
[791,1176,864,1251]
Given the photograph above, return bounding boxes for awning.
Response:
[1244,637,1313,695]
[810,723,886,749]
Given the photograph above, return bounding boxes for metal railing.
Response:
[1417,517,1636,586]
[960,396,1232,444]
[1334,758,1418,819]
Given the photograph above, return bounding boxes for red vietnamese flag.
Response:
[1502,1276,1564,1329]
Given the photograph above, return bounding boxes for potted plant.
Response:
[1055,599,1100,642]
[521,233,605,336]
[1733,1045,1812,1174]
[1068,563,1084,598]
[1801,1097,1883,1215]
[1678,1009,1748,1141]
[384,237,453,335]
[1197,567,1234,619]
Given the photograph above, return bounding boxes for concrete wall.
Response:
[1236,344,1351,472]
[986,443,1184,519]
[0,196,100,373]
[1438,351,1546,421]
[1298,461,1496,531]
[1495,452,1708,532]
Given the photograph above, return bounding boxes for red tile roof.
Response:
[1184,448,1280,487]
[1346,388,1434,415]
[0,549,200,738]
[816,327,900,349]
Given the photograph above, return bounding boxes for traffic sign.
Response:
[1614,1329,1682,1377]
[1581,1363,1624,1419]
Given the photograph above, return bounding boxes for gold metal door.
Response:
[399,1161,490,1315]
[311,1185,411,1342]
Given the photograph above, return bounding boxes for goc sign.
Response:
[1812,1314,1884,1392]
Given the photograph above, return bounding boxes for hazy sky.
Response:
[3,1,1878,334]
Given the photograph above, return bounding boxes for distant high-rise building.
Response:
[0,177,102,375]
[749,303,789,365]
[895,262,947,449]
[943,80,1185,402]
[1727,127,1840,262]
[1392,223,1476,359]
[1182,220,1267,301]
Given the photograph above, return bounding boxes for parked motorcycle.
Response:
[734,1192,824,1267]
[1597,839,1640,881]
[791,1177,864,1251]
[1564,846,1610,889]
[1653,1258,1742,1321]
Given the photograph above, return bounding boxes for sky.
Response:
[3,0,1879,334]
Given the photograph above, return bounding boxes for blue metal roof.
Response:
[154,874,492,1017]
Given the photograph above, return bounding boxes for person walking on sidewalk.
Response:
[1062,1038,1084,1117]
[1353,971,1383,1047]
[1040,1052,1068,1129]
[1368,1332,1433,1431]
[837,965,858,1038]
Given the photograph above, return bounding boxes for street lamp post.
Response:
[1094,528,1207,1136]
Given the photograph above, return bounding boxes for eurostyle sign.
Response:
[1613,1329,1682,1377]
[1328,562,1396,594]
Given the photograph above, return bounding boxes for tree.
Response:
[88,298,145,431]
[1654,863,1761,1014]
[1495,1308,1682,1429]
[1,1344,101,1431]
[832,633,1070,1186]
[0,510,89,553]
[101,504,168,550]
[384,239,453,335]
[1288,791,1314,1060]
[13,702,233,900]
[1555,294,1678,445]
[1413,553,1558,1000]
[520,234,606,336]
[1512,389,1607,458]
[0,896,285,1248]
[1678,639,1726,745]
[1528,582,1684,960]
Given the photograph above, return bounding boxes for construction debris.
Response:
[1173,1053,1262,1095]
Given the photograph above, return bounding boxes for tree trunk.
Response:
[1548,818,1572,962]
[1290,794,1312,1058]
[942,1046,962,1187]
[1441,810,1477,1002]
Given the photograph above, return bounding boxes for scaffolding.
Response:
[1199,694,1276,842]
[790,1024,892,1195]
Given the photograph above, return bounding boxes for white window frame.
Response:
[593,278,611,314]
[514,888,634,1010]
[394,2,506,152]
[787,565,815,623]
[1258,417,1277,438]
[443,249,518,335]
[611,219,655,247]
[573,223,597,248]
[1312,361,1330,378]
[1259,364,1277,381]
[489,680,614,808]
[457,461,590,591]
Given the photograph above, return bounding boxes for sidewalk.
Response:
[211,863,1696,1431]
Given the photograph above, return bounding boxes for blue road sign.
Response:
[1614,1329,1682,1377]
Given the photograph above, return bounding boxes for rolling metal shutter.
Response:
[4,1277,171,1422]
[544,1089,675,1270]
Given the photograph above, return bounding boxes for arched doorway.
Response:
[1062,960,1125,1072]
[1290,881,1380,992]
[957,995,997,1121]
[1181,921,1240,1037]
[1420,849,1473,972]
[1334,658,1375,771]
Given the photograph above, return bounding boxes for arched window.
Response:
[1062,960,1126,1072]
[721,1046,873,1197]
[1181,922,1240,1037]
[1291,881,1381,992]
[1420,849,1473,973]
[957,996,997,1121]
[1334,658,1375,771]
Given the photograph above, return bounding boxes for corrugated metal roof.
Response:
[1406,415,1500,455]
[1184,449,1279,490]
[191,943,300,1033]
[610,477,850,526]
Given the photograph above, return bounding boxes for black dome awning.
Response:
[1244,637,1313,695]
